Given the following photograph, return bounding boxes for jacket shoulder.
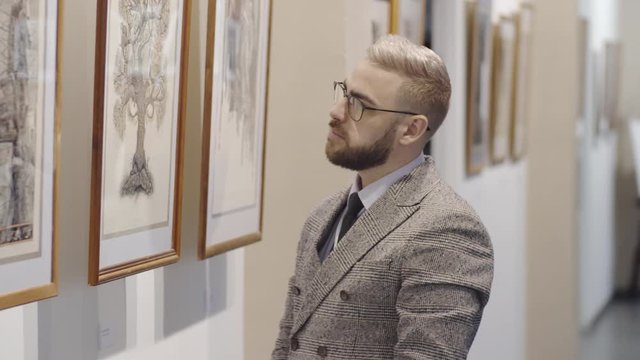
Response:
[416,181,492,251]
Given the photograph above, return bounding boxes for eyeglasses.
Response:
[333,81,422,122]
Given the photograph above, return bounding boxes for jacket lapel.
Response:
[296,189,349,283]
[292,157,442,335]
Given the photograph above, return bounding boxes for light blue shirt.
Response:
[330,155,426,250]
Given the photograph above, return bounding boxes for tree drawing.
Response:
[112,0,170,197]
[0,0,36,244]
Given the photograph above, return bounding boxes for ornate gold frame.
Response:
[89,0,191,285]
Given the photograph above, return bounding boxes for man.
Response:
[272,35,494,360]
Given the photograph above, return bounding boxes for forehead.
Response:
[346,60,405,106]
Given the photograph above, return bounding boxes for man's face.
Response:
[325,60,405,171]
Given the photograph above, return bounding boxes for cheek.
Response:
[349,124,369,143]
[352,126,383,146]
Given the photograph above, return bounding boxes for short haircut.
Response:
[367,35,451,133]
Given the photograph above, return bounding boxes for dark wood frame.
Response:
[198,0,273,260]
[0,0,62,310]
[89,0,191,285]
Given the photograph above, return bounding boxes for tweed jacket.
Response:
[272,157,494,360]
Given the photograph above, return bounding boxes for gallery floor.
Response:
[580,298,640,360]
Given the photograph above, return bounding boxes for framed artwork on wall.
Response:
[199,0,272,259]
[0,0,60,309]
[593,49,604,136]
[465,0,492,175]
[371,0,391,44]
[594,41,621,136]
[577,17,589,120]
[510,3,533,161]
[89,0,191,285]
[390,0,426,45]
[603,41,621,131]
[489,16,516,164]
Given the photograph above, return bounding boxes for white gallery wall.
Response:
[244,0,352,359]
[431,0,528,359]
[434,0,585,358]
[577,0,620,330]
[525,0,580,357]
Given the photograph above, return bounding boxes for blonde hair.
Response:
[367,35,451,133]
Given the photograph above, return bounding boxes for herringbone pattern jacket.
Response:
[272,157,494,359]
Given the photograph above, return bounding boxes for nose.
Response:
[329,97,348,123]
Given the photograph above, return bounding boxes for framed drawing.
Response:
[510,4,533,161]
[0,0,60,310]
[489,16,516,164]
[593,49,605,136]
[371,0,391,44]
[390,0,426,45]
[465,0,492,175]
[577,17,589,120]
[603,41,621,131]
[199,0,272,259]
[89,0,191,285]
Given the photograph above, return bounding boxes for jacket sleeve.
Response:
[394,210,494,360]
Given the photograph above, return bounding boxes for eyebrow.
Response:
[344,80,377,106]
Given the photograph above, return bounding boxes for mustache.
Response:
[328,120,347,137]
[329,118,341,128]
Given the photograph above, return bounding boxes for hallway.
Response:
[581,298,640,360]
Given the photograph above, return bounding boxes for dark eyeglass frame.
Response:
[333,81,426,127]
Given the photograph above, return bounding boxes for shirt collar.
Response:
[349,155,425,210]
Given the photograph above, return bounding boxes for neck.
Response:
[357,151,422,188]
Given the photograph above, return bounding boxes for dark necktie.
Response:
[338,192,364,242]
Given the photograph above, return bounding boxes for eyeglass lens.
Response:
[334,83,364,121]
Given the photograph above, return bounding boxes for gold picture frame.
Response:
[0,0,61,309]
[89,0,191,285]
[465,0,492,175]
[390,0,427,45]
[198,0,273,259]
[510,3,534,161]
[489,16,517,164]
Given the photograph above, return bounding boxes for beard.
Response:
[325,123,397,171]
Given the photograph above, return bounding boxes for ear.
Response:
[398,115,429,146]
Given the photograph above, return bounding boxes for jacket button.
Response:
[317,346,328,357]
[290,338,299,351]
[340,290,349,301]
[293,286,301,296]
